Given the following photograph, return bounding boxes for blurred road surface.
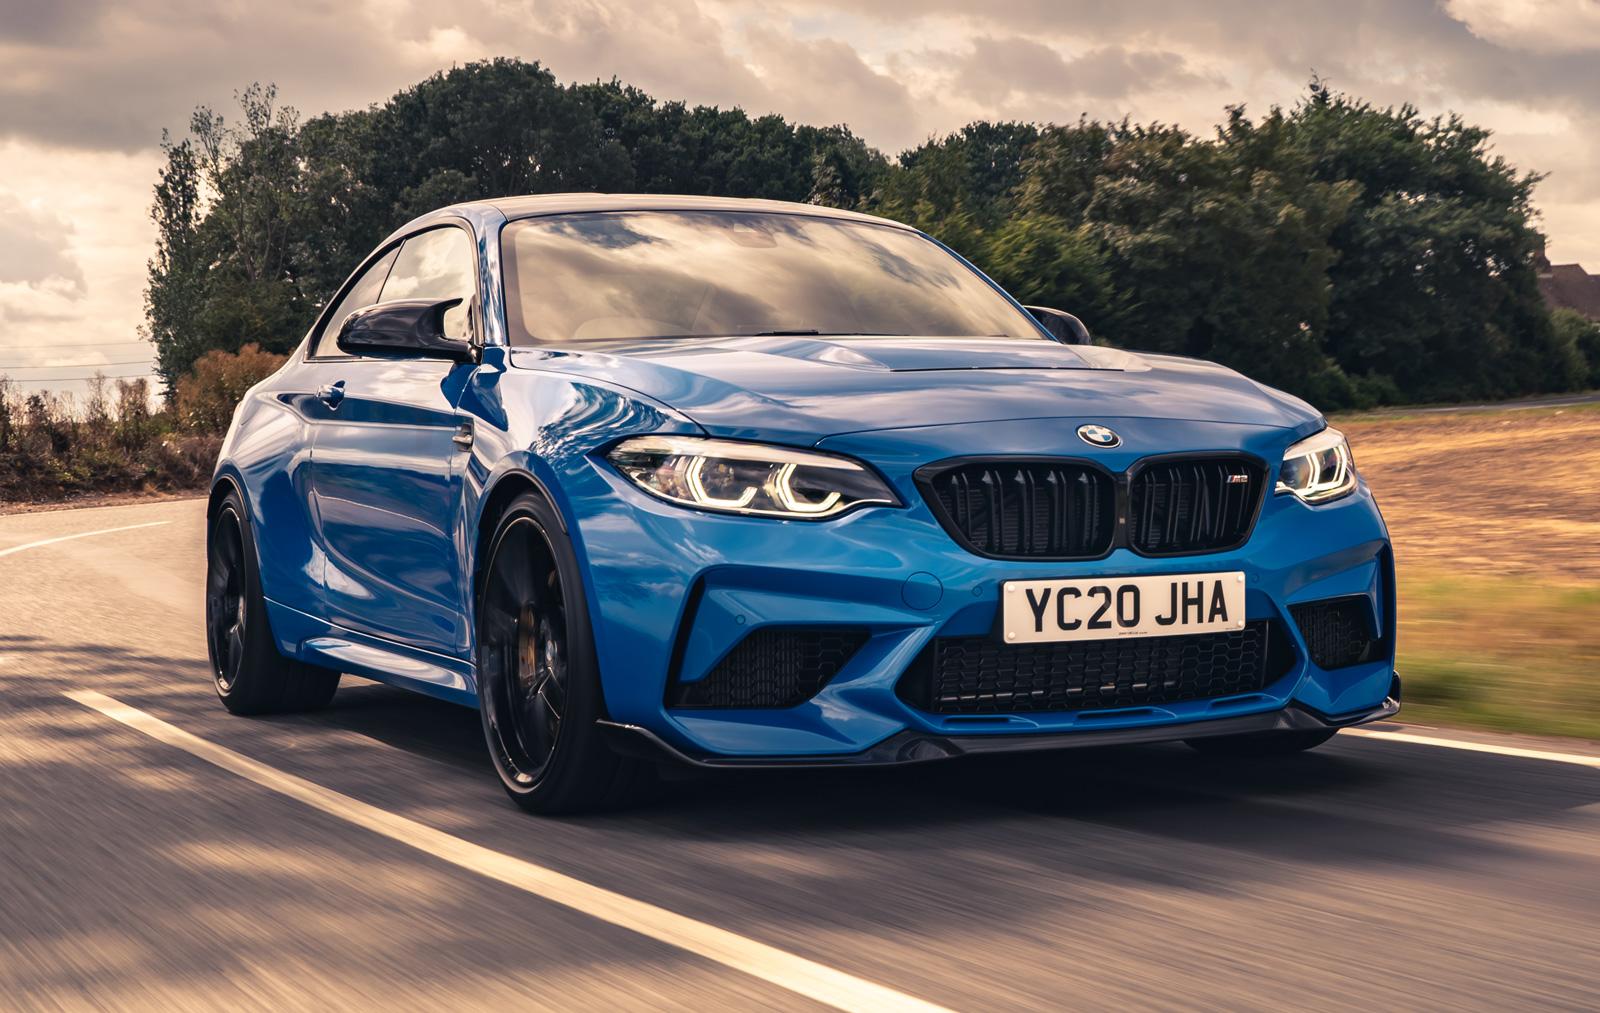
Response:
[2,499,1598,1010]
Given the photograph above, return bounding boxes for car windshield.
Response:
[500,211,1041,345]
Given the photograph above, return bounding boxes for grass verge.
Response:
[1397,574,1600,739]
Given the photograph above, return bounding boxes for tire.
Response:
[207,490,340,715]
[475,491,651,814]
[1184,728,1338,756]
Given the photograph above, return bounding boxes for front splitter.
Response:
[597,688,1402,770]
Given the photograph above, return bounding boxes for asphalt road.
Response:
[3,499,1599,1011]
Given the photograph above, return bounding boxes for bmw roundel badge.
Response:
[1076,424,1121,449]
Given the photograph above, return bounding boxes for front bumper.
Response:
[567,416,1398,762]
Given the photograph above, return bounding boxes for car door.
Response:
[308,223,480,659]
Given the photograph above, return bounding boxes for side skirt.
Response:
[263,597,479,708]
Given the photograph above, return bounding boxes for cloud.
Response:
[0,279,82,326]
[0,142,156,385]
[1444,0,1600,55]
[954,37,1216,105]
[0,0,782,153]
[740,27,923,140]
[0,194,84,292]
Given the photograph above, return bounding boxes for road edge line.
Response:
[0,521,170,559]
[62,689,953,1013]
[1346,727,1600,768]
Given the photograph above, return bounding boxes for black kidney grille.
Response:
[1128,459,1265,555]
[926,462,1115,559]
[671,627,869,709]
[897,621,1293,715]
[1290,596,1385,670]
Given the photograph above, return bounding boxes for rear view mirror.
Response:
[338,298,475,362]
[1025,306,1093,345]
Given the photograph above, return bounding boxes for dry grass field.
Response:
[1339,402,1600,738]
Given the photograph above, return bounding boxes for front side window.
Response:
[500,211,1040,346]
[310,247,398,358]
[381,227,476,342]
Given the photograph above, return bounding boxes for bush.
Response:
[1552,309,1600,389]
[175,343,287,433]
[0,372,225,507]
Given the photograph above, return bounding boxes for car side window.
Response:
[310,248,399,358]
[380,227,476,342]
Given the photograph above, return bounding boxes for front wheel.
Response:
[475,492,650,814]
[1185,728,1338,756]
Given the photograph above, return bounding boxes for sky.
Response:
[2,0,1599,396]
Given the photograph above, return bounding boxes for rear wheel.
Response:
[476,491,650,814]
[1185,728,1337,756]
[207,490,340,715]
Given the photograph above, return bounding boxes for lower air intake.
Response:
[897,621,1294,715]
[671,627,869,709]
[1290,596,1385,669]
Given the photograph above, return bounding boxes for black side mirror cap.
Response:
[1025,306,1093,345]
[337,298,476,362]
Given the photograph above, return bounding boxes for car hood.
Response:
[508,336,1323,444]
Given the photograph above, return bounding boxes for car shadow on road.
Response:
[15,638,1600,877]
[304,680,1600,870]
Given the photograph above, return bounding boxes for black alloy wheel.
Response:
[475,492,650,813]
[479,517,570,785]
[206,490,340,715]
[207,507,249,694]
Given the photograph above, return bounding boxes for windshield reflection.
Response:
[501,211,1040,346]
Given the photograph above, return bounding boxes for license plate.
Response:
[1001,572,1246,643]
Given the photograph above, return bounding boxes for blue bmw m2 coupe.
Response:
[207,194,1400,812]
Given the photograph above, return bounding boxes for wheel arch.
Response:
[471,468,564,605]
[207,472,245,523]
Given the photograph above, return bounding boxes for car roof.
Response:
[468,193,909,229]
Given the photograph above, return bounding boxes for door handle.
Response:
[452,420,474,449]
[317,381,346,408]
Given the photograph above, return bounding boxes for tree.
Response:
[1287,81,1554,402]
[145,134,205,395]
[143,64,1579,412]
[1552,308,1600,389]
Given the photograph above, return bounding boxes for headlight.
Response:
[1276,427,1357,503]
[606,435,899,519]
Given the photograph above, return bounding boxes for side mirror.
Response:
[1025,306,1093,345]
[337,298,475,362]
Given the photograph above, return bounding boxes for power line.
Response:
[0,359,154,369]
[0,371,160,384]
[0,340,153,349]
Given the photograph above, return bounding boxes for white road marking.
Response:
[0,521,170,559]
[1346,728,1600,769]
[63,689,952,1013]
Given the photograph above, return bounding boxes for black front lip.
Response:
[597,689,1402,770]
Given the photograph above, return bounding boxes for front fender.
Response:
[457,362,702,699]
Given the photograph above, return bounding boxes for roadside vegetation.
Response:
[0,345,283,507]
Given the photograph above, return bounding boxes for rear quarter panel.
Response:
[215,372,323,616]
